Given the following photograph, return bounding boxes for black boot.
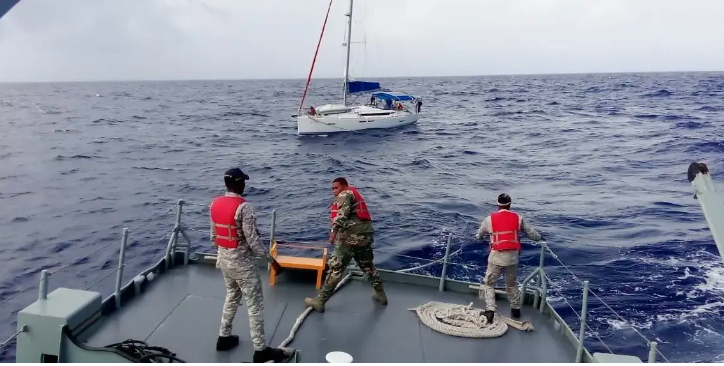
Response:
[483,310,494,324]
[216,335,239,351]
[252,346,296,363]
[511,308,521,319]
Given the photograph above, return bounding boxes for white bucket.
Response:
[326,351,353,363]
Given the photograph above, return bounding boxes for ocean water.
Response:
[1,72,724,362]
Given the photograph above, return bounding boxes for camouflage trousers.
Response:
[218,259,266,351]
[481,262,520,312]
[317,234,383,302]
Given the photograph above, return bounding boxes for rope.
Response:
[0,325,26,350]
[277,273,353,349]
[545,246,669,362]
[0,204,179,308]
[103,339,185,363]
[408,301,532,338]
[297,0,334,113]
[544,273,614,354]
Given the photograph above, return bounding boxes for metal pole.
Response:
[538,242,547,312]
[174,200,183,251]
[648,341,658,363]
[342,0,353,105]
[115,228,129,309]
[270,209,277,247]
[576,280,589,363]
[38,270,49,300]
[438,233,453,292]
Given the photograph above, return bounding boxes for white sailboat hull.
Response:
[296,105,419,135]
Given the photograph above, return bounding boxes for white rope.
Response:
[277,273,353,348]
[408,301,533,338]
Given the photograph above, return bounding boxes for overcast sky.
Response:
[0,0,723,82]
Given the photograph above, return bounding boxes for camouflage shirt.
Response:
[475,209,542,267]
[210,192,268,267]
[331,189,373,236]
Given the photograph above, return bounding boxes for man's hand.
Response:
[329,230,337,245]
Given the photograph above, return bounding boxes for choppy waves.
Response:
[1,72,724,362]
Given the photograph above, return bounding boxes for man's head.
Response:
[331,177,349,197]
[497,193,512,209]
[224,168,249,195]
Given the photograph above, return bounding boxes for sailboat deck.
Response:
[83,261,578,363]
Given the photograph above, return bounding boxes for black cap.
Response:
[497,193,512,206]
[224,168,249,182]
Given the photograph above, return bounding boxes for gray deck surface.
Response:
[85,263,577,363]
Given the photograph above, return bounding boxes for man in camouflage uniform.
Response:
[304,177,387,312]
[210,168,294,363]
[475,193,543,323]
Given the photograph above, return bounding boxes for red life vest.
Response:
[210,195,246,249]
[489,210,521,251]
[330,186,371,222]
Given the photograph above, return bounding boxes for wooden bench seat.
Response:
[269,242,328,289]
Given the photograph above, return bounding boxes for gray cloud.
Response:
[0,0,723,82]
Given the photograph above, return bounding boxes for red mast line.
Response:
[298,0,334,114]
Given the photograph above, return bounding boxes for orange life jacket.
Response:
[210,195,246,249]
[489,210,521,251]
[330,186,371,222]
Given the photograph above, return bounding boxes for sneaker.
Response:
[511,308,521,319]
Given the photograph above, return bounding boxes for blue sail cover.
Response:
[371,92,417,102]
[0,0,22,20]
[347,81,381,94]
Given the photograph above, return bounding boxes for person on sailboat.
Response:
[304,177,387,312]
[475,193,544,323]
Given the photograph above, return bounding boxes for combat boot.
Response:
[511,308,521,319]
[372,289,388,305]
[252,346,296,363]
[304,297,325,312]
[216,335,239,351]
[483,310,494,324]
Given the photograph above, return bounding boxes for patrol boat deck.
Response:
[9,200,669,363]
[82,259,574,363]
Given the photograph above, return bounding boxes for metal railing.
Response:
[0,199,671,363]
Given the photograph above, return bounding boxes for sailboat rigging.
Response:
[295,0,422,135]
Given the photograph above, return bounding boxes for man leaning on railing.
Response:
[475,193,544,324]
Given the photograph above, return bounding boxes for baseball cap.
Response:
[224,168,249,182]
[497,193,512,206]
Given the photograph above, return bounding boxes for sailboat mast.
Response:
[342,0,353,106]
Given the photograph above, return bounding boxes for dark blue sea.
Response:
[1,72,724,362]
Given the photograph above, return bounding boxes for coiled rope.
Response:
[408,301,533,338]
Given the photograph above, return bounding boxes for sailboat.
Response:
[295,0,422,135]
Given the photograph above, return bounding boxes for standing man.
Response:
[210,168,294,363]
[304,177,387,312]
[475,193,543,323]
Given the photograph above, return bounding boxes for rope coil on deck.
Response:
[408,301,533,338]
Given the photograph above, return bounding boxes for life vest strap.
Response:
[214,223,239,241]
[491,230,518,244]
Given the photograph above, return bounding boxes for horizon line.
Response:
[1,69,722,85]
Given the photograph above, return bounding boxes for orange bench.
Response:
[269,242,328,289]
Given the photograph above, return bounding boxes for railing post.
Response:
[270,209,277,247]
[538,242,547,312]
[115,228,130,309]
[648,341,658,363]
[174,200,183,254]
[38,270,49,300]
[576,280,589,363]
[438,233,453,292]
